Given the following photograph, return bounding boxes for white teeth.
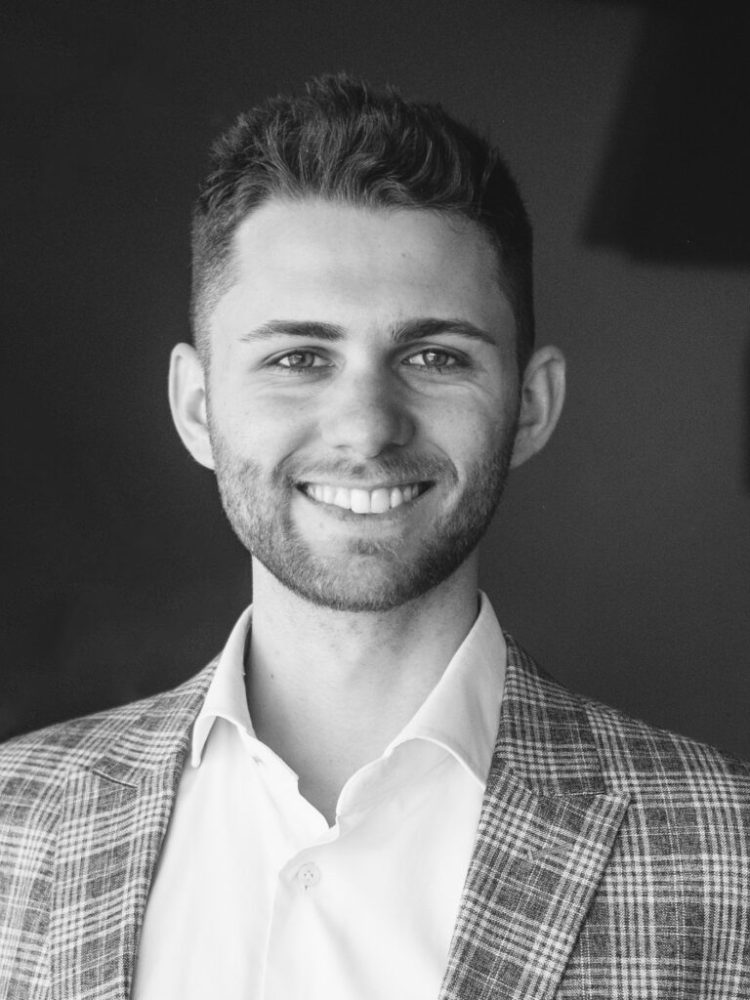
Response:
[334,487,350,509]
[349,488,370,514]
[304,483,423,513]
[370,488,391,514]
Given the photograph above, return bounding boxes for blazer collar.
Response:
[50,660,218,1000]
[440,636,631,1000]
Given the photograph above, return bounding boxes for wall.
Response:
[3,0,749,756]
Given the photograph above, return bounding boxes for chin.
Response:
[255,535,477,613]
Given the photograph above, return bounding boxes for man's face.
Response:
[203,198,521,611]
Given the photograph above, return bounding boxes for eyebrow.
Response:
[241,318,497,347]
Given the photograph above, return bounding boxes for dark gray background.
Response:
[3,0,749,757]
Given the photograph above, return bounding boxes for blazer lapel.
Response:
[440,638,630,1000]
[49,663,216,1000]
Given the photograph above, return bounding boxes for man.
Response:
[1,74,748,1000]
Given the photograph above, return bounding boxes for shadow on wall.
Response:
[586,0,750,501]
[586,2,750,266]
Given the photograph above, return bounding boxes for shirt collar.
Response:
[190,592,506,784]
[191,605,254,766]
[386,591,506,786]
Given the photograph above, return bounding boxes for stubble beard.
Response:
[209,426,518,613]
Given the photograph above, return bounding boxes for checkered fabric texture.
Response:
[1,639,749,999]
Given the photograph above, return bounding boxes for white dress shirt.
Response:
[132,593,506,1000]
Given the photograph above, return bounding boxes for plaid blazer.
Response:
[1,637,749,999]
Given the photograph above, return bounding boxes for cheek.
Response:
[213,386,317,461]
[424,394,512,463]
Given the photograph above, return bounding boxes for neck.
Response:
[246,560,480,822]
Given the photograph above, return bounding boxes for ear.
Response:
[510,345,566,469]
[168,342,215,470]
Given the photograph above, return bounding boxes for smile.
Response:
[300,482,430,514]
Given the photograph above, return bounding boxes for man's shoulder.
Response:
[580,681,750,795]
[506,635,750,799]
[0,659,218,804]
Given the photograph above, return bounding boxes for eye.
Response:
[403,348,463,371]
[274,350,330,370]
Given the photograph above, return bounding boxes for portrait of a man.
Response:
[2,7,749,997]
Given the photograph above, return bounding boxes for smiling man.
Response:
[176,199,544,616]
[1,75,749,1000]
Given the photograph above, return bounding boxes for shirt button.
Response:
[295,862,321,890]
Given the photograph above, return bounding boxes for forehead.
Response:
[210,197,513,338]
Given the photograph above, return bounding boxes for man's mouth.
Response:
[299,482,431,514]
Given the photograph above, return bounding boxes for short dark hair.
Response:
[191,73,534,369]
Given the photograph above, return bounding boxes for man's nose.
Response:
[318,369,415,458]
